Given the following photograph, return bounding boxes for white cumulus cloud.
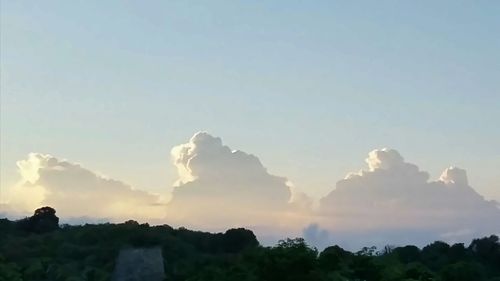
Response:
[167,132,307,230]
[6,153,166,222]
[317,148,500,246]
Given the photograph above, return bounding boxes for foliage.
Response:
[17,206,60,234]
[1,208,499,281]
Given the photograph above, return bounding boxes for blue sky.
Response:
[1,0,499,202]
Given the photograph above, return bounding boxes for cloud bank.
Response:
[5,153,165,222]
[2,134,498,249]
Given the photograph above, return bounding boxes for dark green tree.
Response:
[441,261,486,281]
[256,238,319,281]
[17,206,59,233]
[222,228,258,253]
[394,245,421,263]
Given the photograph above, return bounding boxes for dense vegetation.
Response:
[1,207,499,281]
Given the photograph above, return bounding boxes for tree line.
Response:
[1,207,499,281]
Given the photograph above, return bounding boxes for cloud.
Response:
[302,223,332,250]
[4,139,497,249]
[167,132,306,229]
[318,148,500,245]
[6,153,166,222]
[439,166,468,185]
[0,203,25,220]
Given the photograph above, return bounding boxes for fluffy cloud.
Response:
[167,132,306,229]
[3,138,497,249]
[6,153,165,222]
[318,148,500,245]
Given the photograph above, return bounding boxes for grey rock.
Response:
[112,247,165,281]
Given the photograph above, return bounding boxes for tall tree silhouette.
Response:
[18,206,59,233]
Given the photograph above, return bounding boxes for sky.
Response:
[1,1,499,247]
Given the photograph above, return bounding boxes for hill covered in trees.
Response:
[1,207,499,281]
